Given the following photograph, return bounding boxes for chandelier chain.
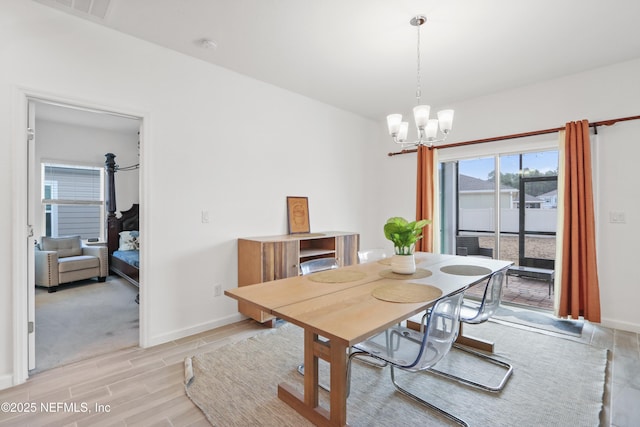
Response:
[416,20,421,105]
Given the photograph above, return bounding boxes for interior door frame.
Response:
[11,86,148,385]
[27,100,36,371]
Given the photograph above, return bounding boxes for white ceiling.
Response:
[33,0,640,123]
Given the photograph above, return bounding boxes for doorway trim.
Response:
[11,85,149,386]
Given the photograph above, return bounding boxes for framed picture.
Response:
[287,196,310,234]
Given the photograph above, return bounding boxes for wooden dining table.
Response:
[225,252,512,426]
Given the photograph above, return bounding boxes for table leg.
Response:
[278,330,350,426]
[304,330,319,408]
[454,322,495,353]
[329,338,348,426]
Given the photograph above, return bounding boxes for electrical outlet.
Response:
[214,284,222,297]
[201,210,210,223]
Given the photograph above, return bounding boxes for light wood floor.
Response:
[0,319,265,427]
[0,316,637,426]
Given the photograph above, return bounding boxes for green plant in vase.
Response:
[383,217,431,273]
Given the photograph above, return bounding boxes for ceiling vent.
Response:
[33,0,112,22]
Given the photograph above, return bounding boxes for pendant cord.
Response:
[416,22,421,105]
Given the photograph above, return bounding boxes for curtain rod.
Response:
[387,114,640,157]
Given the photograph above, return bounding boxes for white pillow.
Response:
[119,230,139,251]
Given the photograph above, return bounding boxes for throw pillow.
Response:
[119,230,139,251]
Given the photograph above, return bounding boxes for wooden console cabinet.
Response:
[237,231,360,324]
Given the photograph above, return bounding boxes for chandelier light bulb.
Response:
[437,109,454,133]
[413,105,430,130]
[387,114,403,136]
[425,119,439,140]
[397,122,409,142]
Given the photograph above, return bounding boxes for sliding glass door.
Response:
[456,156,497,257]
[440,149,558,310]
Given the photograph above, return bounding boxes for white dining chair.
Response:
[297,257,339,390]
[299,258,338,275]
[347,289,468,426]
[357,248,390,263]
[428,269,513,392]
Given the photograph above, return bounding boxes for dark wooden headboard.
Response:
[105,152,139,256]
[107,204,139,256]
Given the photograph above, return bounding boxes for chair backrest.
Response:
[40,235,82,258]
[300,258,339,276]
[462,269,506,323]
[456,236,494,258]
[390,290,464,371]
[456,236,480,255]
[357,248,390,263]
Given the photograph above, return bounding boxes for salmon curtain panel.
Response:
[558,120,601,322]
[415,145,435,252]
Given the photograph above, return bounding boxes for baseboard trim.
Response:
[601,317,640,334]
[146,313,247,347]
[0,373,16,391]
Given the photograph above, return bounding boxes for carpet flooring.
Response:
[185,321,607,426]
[34,275,139,373]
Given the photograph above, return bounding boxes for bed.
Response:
[105,153,140,296]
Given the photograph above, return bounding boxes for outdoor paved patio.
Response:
[465,273,554,311]
[468,235,555,311]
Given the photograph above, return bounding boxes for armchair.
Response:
[456,236,493,258]
[35,235,108,293]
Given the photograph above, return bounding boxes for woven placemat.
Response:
[372,283,442,303]
[378,268,432,280]
[307,270,367,283]
[440,264,492,276]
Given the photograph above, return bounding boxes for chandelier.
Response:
[387,15,454,147]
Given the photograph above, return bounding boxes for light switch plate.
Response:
[609,211,626,224]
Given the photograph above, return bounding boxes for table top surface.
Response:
[226,253,512,346]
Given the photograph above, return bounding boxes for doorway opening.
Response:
[29,99,141,373]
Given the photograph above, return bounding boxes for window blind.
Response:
[42,164,103,204]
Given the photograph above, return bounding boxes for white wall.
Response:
[34,117,140,240]
[0,1,379,388]
[2,0,638,391]
[378,57,640,333]
[593,121,640,333]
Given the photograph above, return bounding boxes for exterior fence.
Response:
[460,208,557,233]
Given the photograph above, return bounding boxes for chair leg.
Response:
[427,344,513,392]
[298,347,387,393]
[296,364,330,392]
[346,352,468,427]
[353,354,388,368]
[390,366,469,427]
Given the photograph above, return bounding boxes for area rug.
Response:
[492,305,584,337]
[185,321,606,426]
